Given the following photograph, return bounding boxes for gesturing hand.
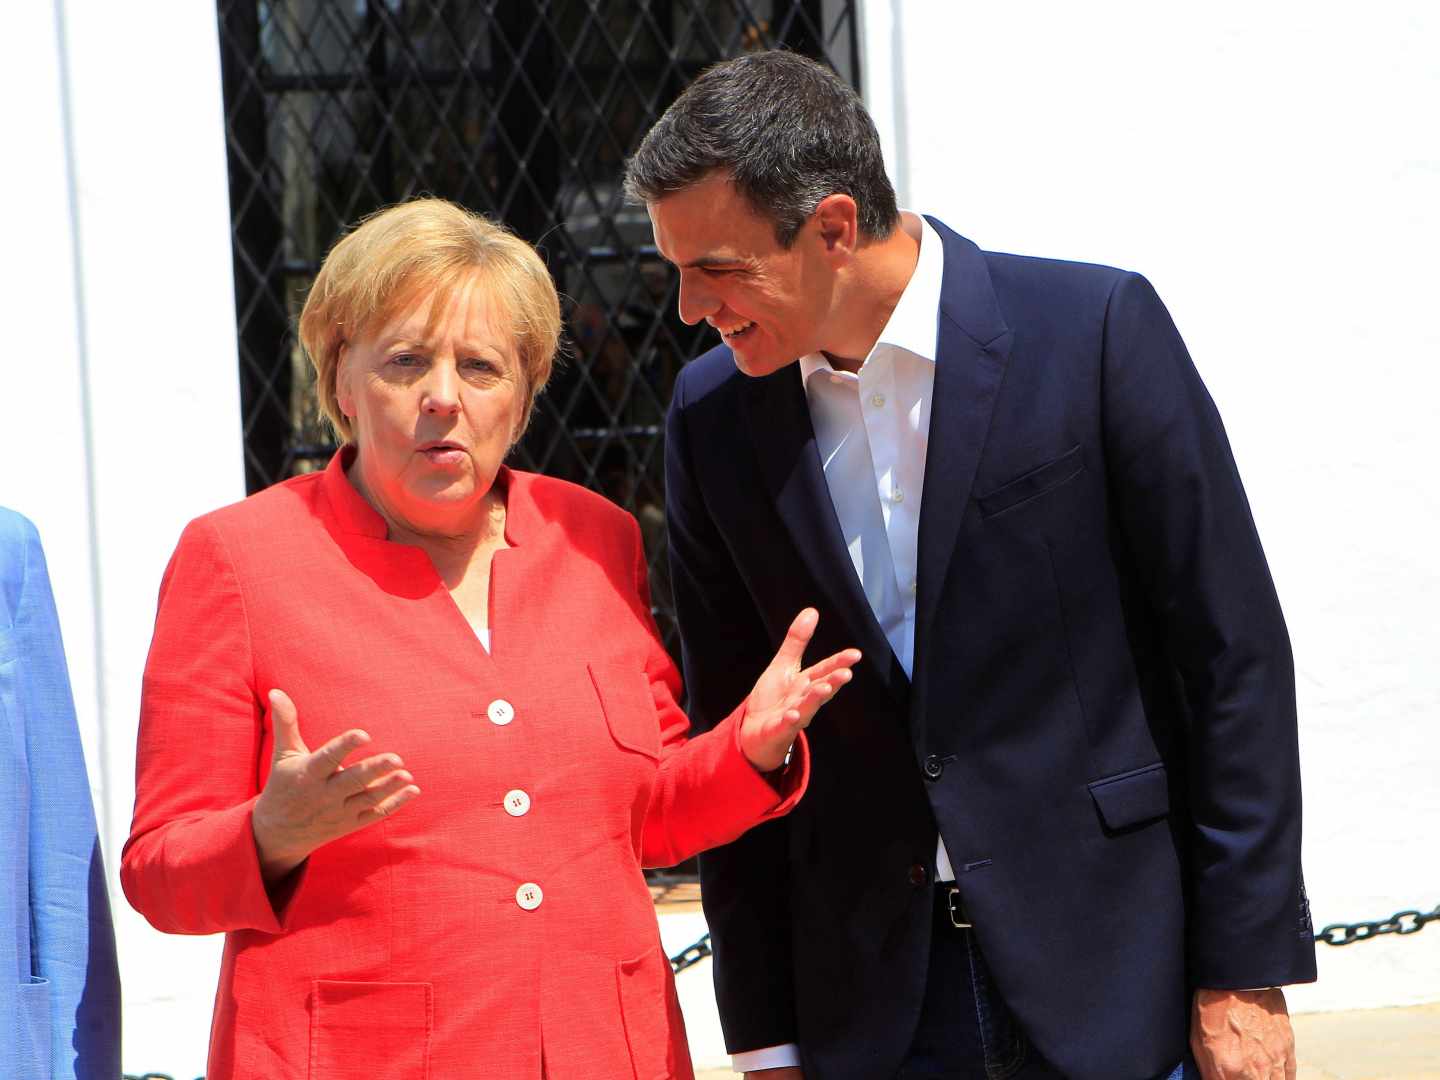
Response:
[741,608,861,772]
[251,689,421,883]
[1191,988,1297,1080]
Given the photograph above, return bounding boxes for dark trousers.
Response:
[897,888,1062,1079]
[897,888,1195,1080]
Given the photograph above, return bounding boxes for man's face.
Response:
[647,172,834,377]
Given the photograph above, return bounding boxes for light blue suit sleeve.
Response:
[0,508,120,1079]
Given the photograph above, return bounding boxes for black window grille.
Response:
[217,0,861,653]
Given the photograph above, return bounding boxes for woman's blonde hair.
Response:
[298,197,562,443]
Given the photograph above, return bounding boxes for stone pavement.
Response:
[688,1002,1440,1077]
[1292,1003,1440,1079]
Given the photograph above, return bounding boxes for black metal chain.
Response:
[669,932,713,974]
[667,903,1440,965]
[1315,901,1440,946]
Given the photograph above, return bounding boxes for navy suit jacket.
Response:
[0,509,120,1078]
[664,219,1316,1080]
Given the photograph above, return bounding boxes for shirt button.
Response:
[503,789,531,817]
[515,882,543,910]
[923,754,944,780]
[890,487,905,504]
[870,392,886,408]
[487,699,515,726]
[909,579,918,596]
[908,863,928,887]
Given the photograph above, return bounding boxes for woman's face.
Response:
[337,273,525,538]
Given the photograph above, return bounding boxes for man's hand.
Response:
[744,1070,803,1079]
[1191,988,1296,1080]
[252,688,420,882]
[741,608,861,771]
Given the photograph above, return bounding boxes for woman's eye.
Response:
[390,353,423,368]
[464,358,498,375]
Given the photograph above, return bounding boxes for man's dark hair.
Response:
[624,50,900,247]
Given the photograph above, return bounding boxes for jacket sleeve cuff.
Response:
[732,1043,803,1071]
[721,702,810,819]
[237,797,309,932]
[124,796,304,935]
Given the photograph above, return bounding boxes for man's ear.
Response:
[812,193,860,259]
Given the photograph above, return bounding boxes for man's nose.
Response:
[421,362,461,415]
[676,272,719,326]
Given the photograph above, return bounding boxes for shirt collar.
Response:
[800,210,944,383]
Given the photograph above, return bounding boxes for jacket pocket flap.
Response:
[588,662,661,760]
[1087,762,1169,831]
[977,444,1084,517]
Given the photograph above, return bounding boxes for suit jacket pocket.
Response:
[589,662,661,760]
[17,976,52,1078]
[615,946,689,1080]
[310,980,432,1080]
[1087,762,1170,832]
[977,444,1084,518]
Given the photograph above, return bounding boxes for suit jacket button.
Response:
[908,864,928,887]
[923,754,944,780]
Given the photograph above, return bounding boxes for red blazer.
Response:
[122,449,808,1080]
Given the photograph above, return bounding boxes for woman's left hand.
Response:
[740,608,861,772]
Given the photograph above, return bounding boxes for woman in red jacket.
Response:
[121,198,858,1080]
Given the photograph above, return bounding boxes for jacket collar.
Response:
[319,445,537,545]
[740,365,904,697]
[909,219,1013,721]
[925,215,1010,350]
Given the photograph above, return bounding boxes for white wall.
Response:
[863,0,1440,1013]
[0,3,243,1074]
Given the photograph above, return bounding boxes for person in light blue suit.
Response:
[0,507,120,1078]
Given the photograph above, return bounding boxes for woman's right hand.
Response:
[740,608,861,772]
[251,688,420,883]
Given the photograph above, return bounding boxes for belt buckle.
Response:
[945,886,972,929]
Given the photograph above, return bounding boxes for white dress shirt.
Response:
[732,212,948,1074]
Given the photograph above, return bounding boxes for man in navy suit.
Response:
[626,52,1315,1080]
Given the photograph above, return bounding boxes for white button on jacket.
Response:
[503,790,531,817]
[487,699,515,725]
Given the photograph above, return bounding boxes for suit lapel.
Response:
[913,220,1013,695]
[740,367,904,696]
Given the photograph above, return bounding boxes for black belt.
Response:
[934,884,973,929]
